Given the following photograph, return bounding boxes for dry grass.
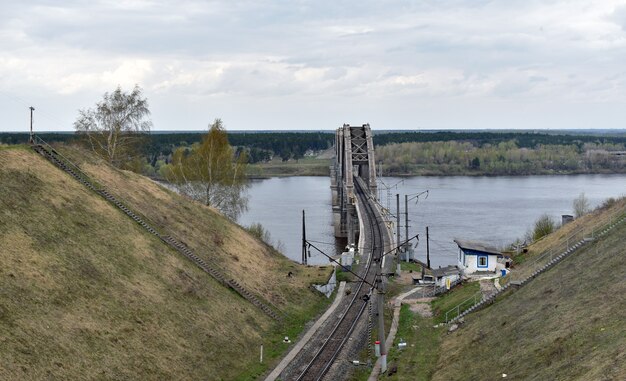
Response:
[524,197,626,258]
[0,147,332,380]
[432,214,626,380]
[61,144,331,309]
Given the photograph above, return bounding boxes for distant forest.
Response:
[3,131,626,175]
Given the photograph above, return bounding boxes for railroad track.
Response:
[295,176,385,381]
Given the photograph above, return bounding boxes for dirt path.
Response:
[479,279,497,299]
[407,297,434,317]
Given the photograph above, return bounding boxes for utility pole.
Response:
[404,194,409,254]
[376,274,387,373]
[29,106,35,144]
[426,226,431,269]
[302,209,307,265]
[403,190,429,264]
[396,194,401,275]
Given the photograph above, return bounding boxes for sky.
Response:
[2,0,626,132]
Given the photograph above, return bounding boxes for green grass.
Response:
[336,267,353,283]
[432,220,626,380]
[430,282,480,324]
[234,295,333,380]
[386,305,445,380]
[400,261,422,273]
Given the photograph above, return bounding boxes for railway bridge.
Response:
[272,124,393,381]
[331,124,378,245]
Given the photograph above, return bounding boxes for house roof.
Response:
[454,239,502,256]
[431,265,461,277]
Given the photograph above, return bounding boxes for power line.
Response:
[305,241,375,288]
[0,89,72,131]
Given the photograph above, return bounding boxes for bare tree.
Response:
[74,85,151,168]
[573,192,590,218]
[162,119,248,220]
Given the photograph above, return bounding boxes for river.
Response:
[238,174,625,268]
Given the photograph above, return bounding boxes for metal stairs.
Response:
[448,214,626,324]
[32,142,281,321]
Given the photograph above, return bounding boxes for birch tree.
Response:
[74,85,151,168]
[162,119,248,220]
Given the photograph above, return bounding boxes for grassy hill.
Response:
[432,202,626,380]
[381,198,625,381]
[0,145,331,380]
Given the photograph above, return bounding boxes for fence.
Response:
[445,291,482,323]
[444,201,626,323]
[507,204,626,284]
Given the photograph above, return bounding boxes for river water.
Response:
[238,175,625,267]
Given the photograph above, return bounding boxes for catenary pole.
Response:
[302,210,307,265]
[426,226,431,269]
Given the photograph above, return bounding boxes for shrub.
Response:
[533,214,555,241]
[247,223,271,243]
[598,197,617,211]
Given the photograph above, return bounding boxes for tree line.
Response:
[5,129,626,167]
[376,140,626,176]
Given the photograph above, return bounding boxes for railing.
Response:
[31,137,282,320]
[33,135,103,191]
[508,204,626,284]
[444,201,626,324]
[445,291,482,323]
[33,136,166,232]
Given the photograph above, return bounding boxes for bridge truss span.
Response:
[331,124,378,244]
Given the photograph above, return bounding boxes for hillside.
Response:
[0,145,331,380]
[432,203,626,380]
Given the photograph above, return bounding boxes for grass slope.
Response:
[433,216,626,380]
[0,145,330,380]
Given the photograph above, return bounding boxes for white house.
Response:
[454,239,506,276]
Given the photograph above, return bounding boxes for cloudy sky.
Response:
[2,0,626,132]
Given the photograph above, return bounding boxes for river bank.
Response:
[246,157,626,177]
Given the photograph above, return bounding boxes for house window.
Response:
[478,256,488,268]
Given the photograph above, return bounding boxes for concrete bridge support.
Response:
[331,124,378,244]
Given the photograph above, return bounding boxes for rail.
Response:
[295,177,383,381]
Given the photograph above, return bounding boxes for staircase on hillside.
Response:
[32,140,281,321]
[446,213,626,324]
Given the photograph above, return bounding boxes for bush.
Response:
[598,197,617,211]
[246,222,285,252]
[533,214,555,241]
[247,223,271,243]
[573,192,590,218]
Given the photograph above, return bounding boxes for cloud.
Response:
[2,0,626,131]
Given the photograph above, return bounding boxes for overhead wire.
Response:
[0,89,73,132]
[305,240,375,288]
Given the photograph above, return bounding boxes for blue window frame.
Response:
[477,255,488,268]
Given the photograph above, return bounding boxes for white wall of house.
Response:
[463,253,498,274]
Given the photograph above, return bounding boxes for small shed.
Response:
[340,245,356,271]
[454,239,504,275]
[431,265,461,288]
